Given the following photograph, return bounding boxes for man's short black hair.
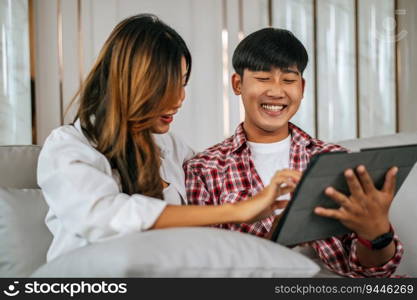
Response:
[232,28,308,77]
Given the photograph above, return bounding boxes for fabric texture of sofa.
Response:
[0,131,416,277]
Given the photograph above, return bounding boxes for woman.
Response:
[38,14,300,261]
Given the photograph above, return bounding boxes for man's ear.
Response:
[231,73,242,95]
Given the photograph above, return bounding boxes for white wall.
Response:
[398,0,417,133]
[32,0,417,151]
[0,0,32,145]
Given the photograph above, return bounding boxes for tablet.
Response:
[271,143,417,246]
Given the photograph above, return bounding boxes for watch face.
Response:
[371,232,394,250]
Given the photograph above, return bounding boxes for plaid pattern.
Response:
[184,122,403,277]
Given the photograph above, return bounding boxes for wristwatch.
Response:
[356,225,394,250]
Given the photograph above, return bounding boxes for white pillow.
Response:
[32,227,319,277]
[0,188,52,277]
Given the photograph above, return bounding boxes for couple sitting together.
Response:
[38,14,403,278]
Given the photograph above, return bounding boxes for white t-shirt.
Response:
[247,135,291,214]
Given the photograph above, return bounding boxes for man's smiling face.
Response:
[232,66,305,141]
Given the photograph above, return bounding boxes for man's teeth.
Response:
[261,104,284,112]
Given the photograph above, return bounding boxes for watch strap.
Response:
[356,224,394,250]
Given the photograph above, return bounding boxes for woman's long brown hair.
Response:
[72,14,191,199]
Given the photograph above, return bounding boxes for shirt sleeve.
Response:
[183,162,211,206]
[310,233,404,277]
[37,129,167,243]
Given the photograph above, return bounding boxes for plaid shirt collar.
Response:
[231,122,312,153]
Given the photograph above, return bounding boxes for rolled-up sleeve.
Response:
[38,129,167,243]
[311,233,404,278]
[348,233,404,277]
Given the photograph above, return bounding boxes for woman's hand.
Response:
[314,165,398,240]
[235,169,301,224]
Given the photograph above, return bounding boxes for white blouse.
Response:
[37,120,194,261]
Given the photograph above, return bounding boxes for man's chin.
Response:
[257,121,289,134]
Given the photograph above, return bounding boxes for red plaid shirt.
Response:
[184,122,403,277]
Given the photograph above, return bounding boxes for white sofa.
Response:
[0,131,416,277]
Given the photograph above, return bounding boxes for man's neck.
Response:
[243,121,290,143]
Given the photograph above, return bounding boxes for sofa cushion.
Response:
[32,227,319,277]
[338,132,417,277]
[389,165,417,277]
[337,132,417,152]
[0,145,41,189]
[0,188,52,277]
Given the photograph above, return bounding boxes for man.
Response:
[184,28,403,277]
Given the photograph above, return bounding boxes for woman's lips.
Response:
[160,115,174,124]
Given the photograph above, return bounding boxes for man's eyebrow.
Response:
[251,70,272,73]
[282,69,300,75]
